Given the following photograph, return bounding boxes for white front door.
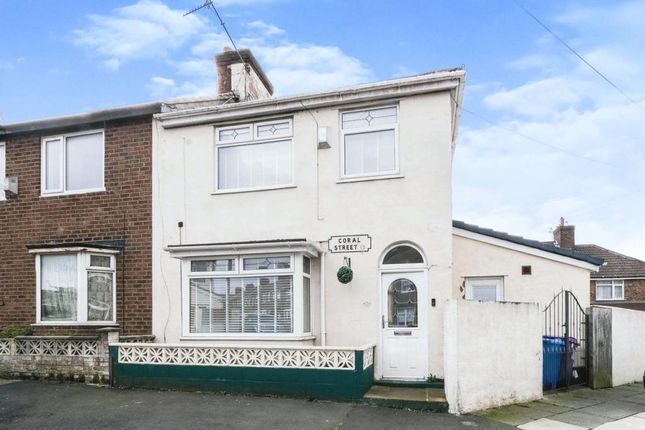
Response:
[380,271,427,380]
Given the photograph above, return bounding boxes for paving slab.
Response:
[540,393,603,410]
[574,400,645,420]
[622,393,645,405]
[517,418,588,430]
[522,400,572,415]
[594,415,645,430]
[476,404,554,426]
[547,411,614,429]
[609,383,643,393]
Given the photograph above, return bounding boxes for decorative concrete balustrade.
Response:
[111,343,376,400]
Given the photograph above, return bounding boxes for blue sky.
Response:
[1,0,644,259]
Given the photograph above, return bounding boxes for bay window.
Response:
[183,253,313,338]
[215,119,293,192]
[41,130,104,195]
[36,251,116,324]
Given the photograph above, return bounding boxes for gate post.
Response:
[588,306,612,389]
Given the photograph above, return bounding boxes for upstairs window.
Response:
[341,106,398,179]
[596,280,624,300]
[0,142,5,200]
[215,119,293,192]
[41,130,104,195]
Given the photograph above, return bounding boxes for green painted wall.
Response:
[110,346,374,401]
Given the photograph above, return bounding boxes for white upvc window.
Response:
[182,253,312,338]
[596,280,624,300]
[465,277,504,302]
[36,251,117,324]
[341,105,399,179]
[41,130,105,196]
[215,119,294,192]
[0,142,5,201]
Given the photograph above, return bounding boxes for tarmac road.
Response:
[0,379,513,430]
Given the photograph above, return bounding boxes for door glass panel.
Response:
[388,278,417,327]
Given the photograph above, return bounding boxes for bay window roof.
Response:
[165,239,322,259]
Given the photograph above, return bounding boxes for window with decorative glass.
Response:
[183,253,313,337]
[36,251,116,324]
[215,119,293,192]
[341,105,398,178]
[596,280,624,300]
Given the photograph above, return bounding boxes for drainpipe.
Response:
[320,249,327,346]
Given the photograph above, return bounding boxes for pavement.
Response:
[0,379,513,430]
[476,383,645,429]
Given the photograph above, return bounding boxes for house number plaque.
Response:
[328,235,372,253]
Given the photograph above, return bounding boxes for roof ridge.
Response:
[578,243,645,264]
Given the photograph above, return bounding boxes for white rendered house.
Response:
[145,50,600,388]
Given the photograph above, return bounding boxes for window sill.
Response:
[337,174,404,184]
[31,322,119,327]
[41,188,106,198]
[180,335,316,342]
[594,299,625,302]
[211,184,297,195]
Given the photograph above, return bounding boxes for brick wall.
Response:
[0,117,152,335]
[590,279,645,311]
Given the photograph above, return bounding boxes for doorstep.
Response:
[362,384,448,412]
[373,378,444,389]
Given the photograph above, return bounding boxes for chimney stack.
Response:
[553,217,575,249]
[215,47,273,102]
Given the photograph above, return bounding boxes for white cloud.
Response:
[74,1,373,98]
[252,43,373,95]
[454,2,645,259]
[73,0,207,70]
[483,77,583,118]
[247,20,284,36]
[0,57,25,71]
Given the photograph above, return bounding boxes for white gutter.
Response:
[157,69,465,130]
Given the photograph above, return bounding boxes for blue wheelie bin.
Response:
[543,336,565,390]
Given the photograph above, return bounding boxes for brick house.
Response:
[0,103,161,336]
[553,218,645,311]
[0,49,262,338]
